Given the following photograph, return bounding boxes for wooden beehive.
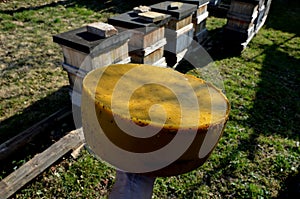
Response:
[224,0,260,49]
[166,15,193,30]
[108,11,171,67]
[228,0,259,17]
[170,0,210,43]
[130,47,164,65]
[164,23,194,54]
[150,1,197,67]
[151,1,197,30]
[226,0,259,32]
[53,25,131,101]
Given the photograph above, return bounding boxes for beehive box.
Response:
[150,1,197,67]
[171,0,209,37]
[193,18,206,34]
[226,14,255,31]
[166,15,193,30]
[192,10,208,43]
[168,0,209,43]
[228,0,260,17]
[53,25,131,96]
[150,1,197,21]
[164,23,194,54]
[108,11,170,67]
[130,47,164,65]
[225,0,259,34]
[224,0,260,49]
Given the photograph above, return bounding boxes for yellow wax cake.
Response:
[82,64,230,176]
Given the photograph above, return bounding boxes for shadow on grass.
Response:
[276,166,300,198]
[1,0,298,196]
[0,86,76,178]
[0,0,112,14]
[203,0,299,158]
[0,0,162,15]
[264,0,300,36]
[246,35,299,154]
[180,0,299,197]
[175,25,241,74]
[0,86,72,144]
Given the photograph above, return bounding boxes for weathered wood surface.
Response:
[193,11,209,24]
[194,3,208,17]
[61,40,129,72]
[130,38,167,57]
[166,15,192,30]
[226,17,255,31]
[229,0,259,17]
[0,128,85,199]
[0,106,72,161]
[165,23,194,54]
[64,56,131,103]
[130,47,164,65]
[117,26,165,50]
[61,45,87,68]
[62,63,86,93]
[61,40,129,94]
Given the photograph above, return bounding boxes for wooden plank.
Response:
[0,106,72,161]
[0,128,85,199]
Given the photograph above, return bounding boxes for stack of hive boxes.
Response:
[150,1,197,67]
[108,6,171,67]
[174,0,210,43]
[224,0,260,49]
[53,23,131,106]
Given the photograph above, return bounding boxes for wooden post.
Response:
[0,128,85,199]
[0,106,71,161]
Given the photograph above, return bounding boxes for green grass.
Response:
[0,0,299,198]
